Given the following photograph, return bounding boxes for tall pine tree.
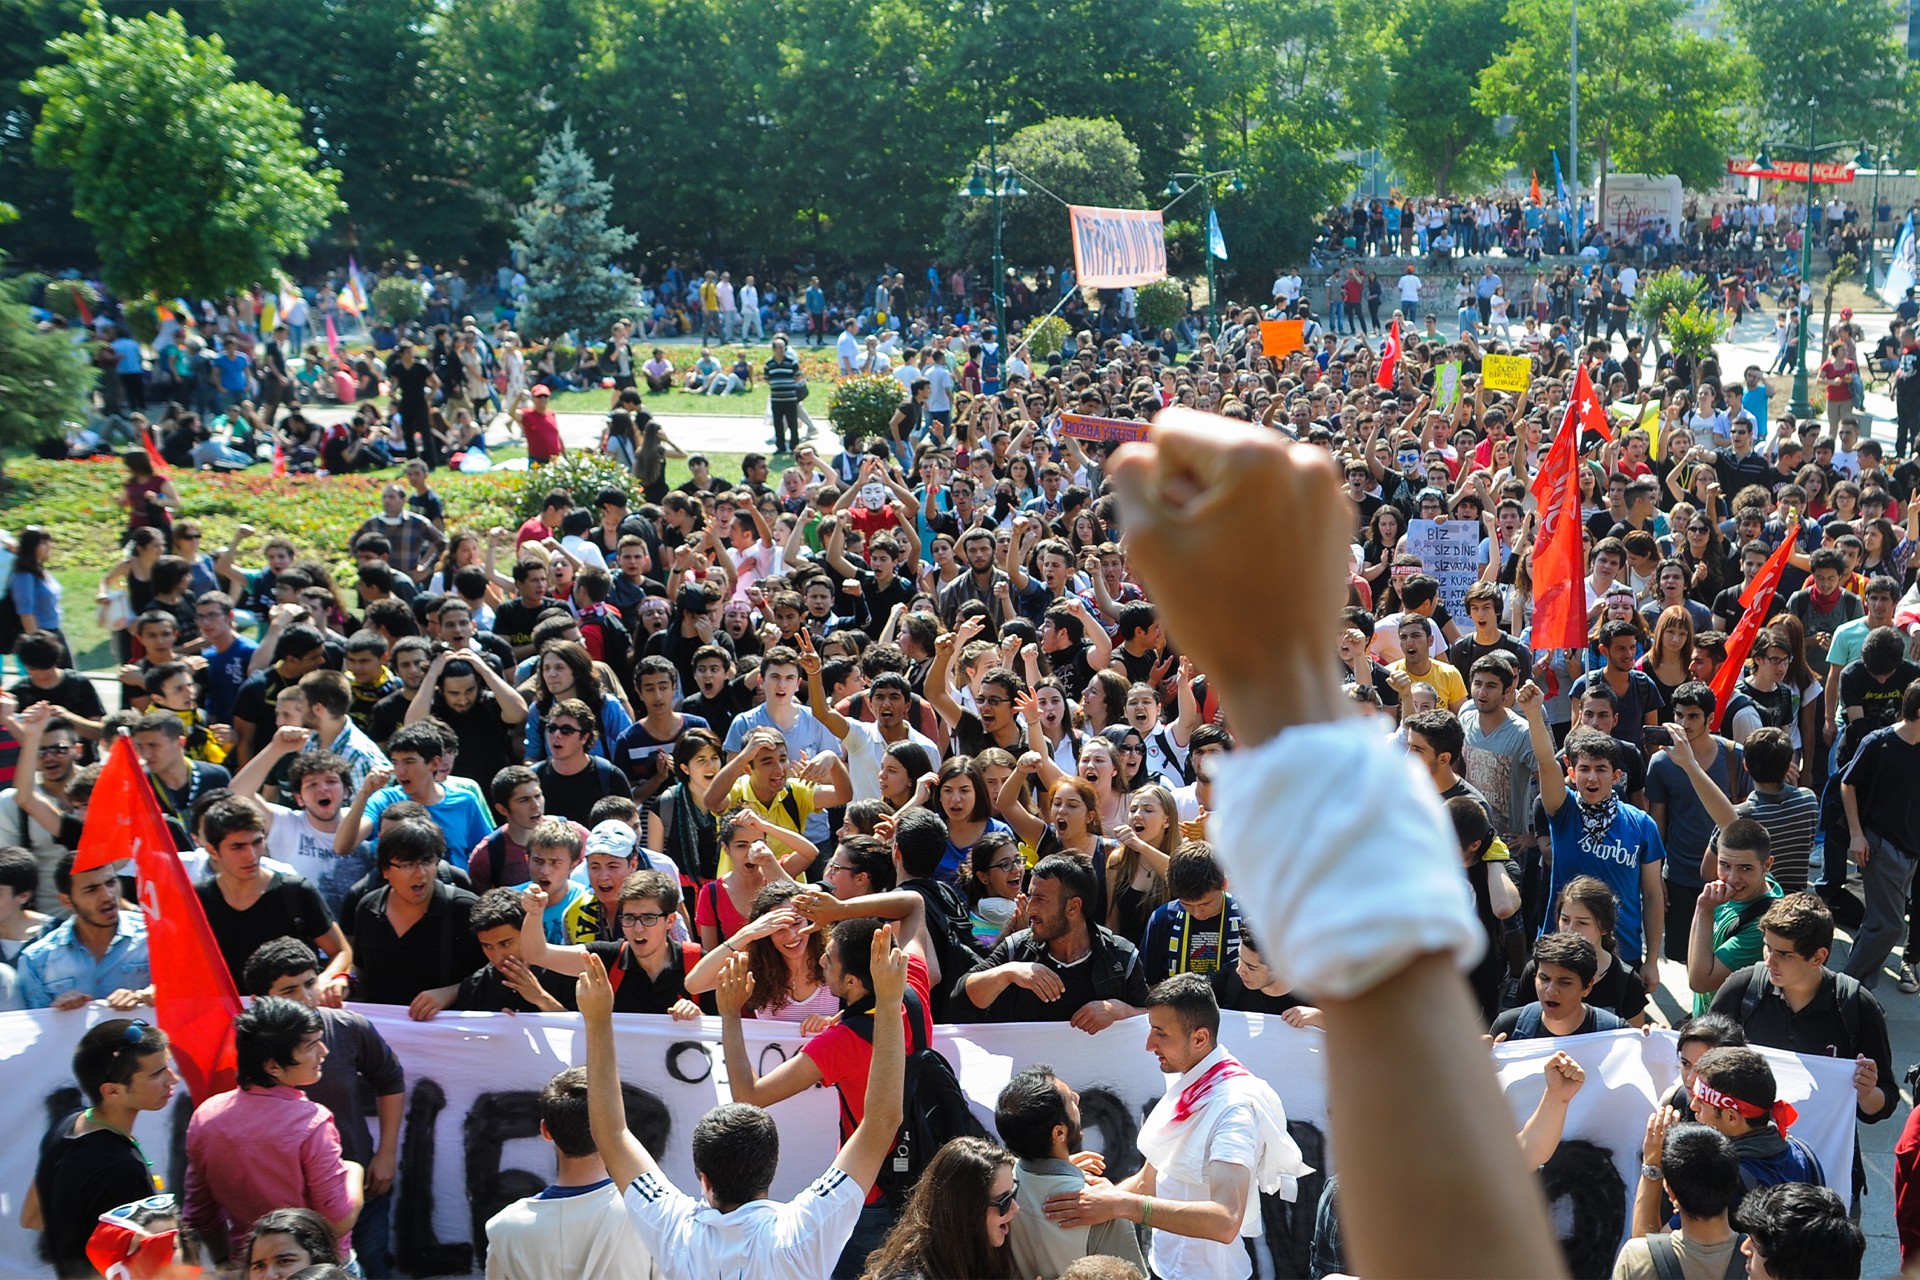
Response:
[513,122,636,342]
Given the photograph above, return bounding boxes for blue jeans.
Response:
[832,1199,895,1279]
[352,1189,391,1278]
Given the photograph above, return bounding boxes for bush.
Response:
[1023,314,1070,359]
[372,275,425,325]
[1135,278,1187,333]
[826,375,903,446]
[513,450,638,522]
[120,298,160,346]
[42,278,99,323]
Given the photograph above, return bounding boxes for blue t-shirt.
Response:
[1544,786,1666,965]
[8,571,60,632]
[203,636,257,725]
[1741,386,1770,441]
[363,786,494,869]
[1645,740,1746,889]
[214,351,250,392]
[1569,670,1665,729]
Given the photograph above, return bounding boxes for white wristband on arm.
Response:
[1211,719,1484,1000]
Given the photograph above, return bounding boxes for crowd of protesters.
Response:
[11,203,1920,1276]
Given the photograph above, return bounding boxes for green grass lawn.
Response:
[2,449,745,671]
[546,386,770,417]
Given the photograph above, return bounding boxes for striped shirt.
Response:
[763,354,801,402]
[1736,785,1820,893]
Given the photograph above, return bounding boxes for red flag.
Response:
[139,426,170,477]
[1711,526,1799,731]
[272,442,287,478]
[73,290,94,328]
[75,736,241,1101]
[1375,318,1401,390]
[1531,171,1542,204]
[1528,403,1588,650]
[1568,363,1612,441]
[325,313,340,359]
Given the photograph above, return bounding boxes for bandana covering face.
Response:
[1577,791,1620,847]
[1693,1077,1799,1133]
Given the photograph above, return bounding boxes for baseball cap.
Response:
[586,820,638,861]
[531,384,551,397]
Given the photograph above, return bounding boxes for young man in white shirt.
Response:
[581,925,906,1280]
[1039,975,1309,1280]
[485,1066,661,1280]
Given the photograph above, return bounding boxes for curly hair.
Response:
[741,881,826,1018]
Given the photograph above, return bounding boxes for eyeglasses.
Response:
[37,743,74,756]
[618,911,669,928]
[979,696,1011,707]
[546,724,586,737]
[986,859,1024,874]
[989,1181,1021,1215]
[1120,743,1145,755]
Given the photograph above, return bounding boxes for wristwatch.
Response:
[1640,1163,1663,1181]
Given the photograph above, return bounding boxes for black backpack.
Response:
[903,878,982,1018]
[839,987,985,1209]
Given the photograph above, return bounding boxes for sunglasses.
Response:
[546,724,586,737]
[989,1181,1021,1215]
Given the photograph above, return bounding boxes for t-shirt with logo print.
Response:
[1543,786,1667,966]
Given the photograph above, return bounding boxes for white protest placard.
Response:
[1405,516,1485,619]
[0,1009,1854,1279]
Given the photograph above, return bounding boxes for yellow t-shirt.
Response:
[721,777,819,876]
[1389,657,1468,710]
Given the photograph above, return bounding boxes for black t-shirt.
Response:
[10,672,105,727]
[153,761,230,840]
[196,871,334,986]
[1447,632,1533,685]
[352,881,483,1006]
[1839,659,1920,758]
[369,687,412,746]
[1489,1001,1620,1040]
[681,679,756,743]
[533,756,627,826]
[390,360,434,408]
[230,668,293,753]
[492,599,567,651]
[954,928,1148,1023]
[1214,971,1306,1015]
[35,1115,156,1279]
[455,960,577,1012]
[586,939,702,1015]
[436,694,522,791]
[409,489,446,526]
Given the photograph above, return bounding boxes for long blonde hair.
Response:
[1109,784,1176,930]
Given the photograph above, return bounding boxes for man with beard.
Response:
[18,854,152,1008]
[995,1063,1149,1278]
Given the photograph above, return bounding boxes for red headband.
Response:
[1692,1078,1798,1133]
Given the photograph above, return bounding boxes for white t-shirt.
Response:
[892,364,924,393]
[486,1180,660,1280]
[923,364,955,412]
[836,719,943,803]
[622,1166,864,1280]
[836,330,859,371]
[1398,274,1423,303]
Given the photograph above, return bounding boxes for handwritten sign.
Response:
[1260,319,1305,357]
[1406,517,1484,618]
[1068,205,1168,288]
[1436,361,1463,410]
[1481,353,1533,393]
[1057,412,1151,443]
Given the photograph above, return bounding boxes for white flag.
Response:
[1880,212,1916,305]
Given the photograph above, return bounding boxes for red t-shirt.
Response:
[803,952,932,1132]
[695,878,749,940]
[846,504,901,538]
[514,517,551,549]
[520,409,564,461]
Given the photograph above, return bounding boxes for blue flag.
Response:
[1552,150,1568,204]
[1881,212,1916,305]
[1208,208,1228,261]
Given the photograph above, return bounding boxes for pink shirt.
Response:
[185,1085,356,1258]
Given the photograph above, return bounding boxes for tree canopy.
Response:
[22,8,341,300]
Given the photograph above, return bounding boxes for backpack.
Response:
[839,987,986,1209]
[1736,962,1863,1047]
[0,591,20,655]
[903,878,982,1015]
[1646,1231,1747,1280]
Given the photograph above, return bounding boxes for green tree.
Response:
[945,117,1145,269]
[1723,0,1916,154]
[371,275,424,326]
[23,9,341,299]
[1376,0,1507,196]
[0,254,94,451]
[1476,0,1749,218]
[513,121,636,341]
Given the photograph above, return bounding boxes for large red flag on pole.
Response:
[1528,401,1589,650]
[1710,526,1800,731]
[74,735,240,1101]
[139,426,170,477]
[1375,318,1401,390]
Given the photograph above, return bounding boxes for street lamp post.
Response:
[1857,147,1892,286]
[1755,97,1853,418]
[1164,138,1243,339]
[961,118,1025,339]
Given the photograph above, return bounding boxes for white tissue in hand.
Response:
[1210,719,1485,1000]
